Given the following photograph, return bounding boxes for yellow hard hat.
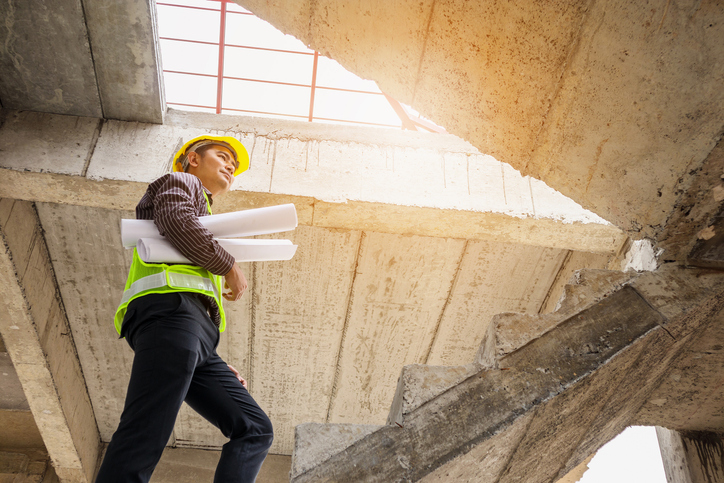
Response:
[173,135,249,177]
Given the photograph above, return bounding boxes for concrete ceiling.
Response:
[239,0,724,241]
[0,0,164,123]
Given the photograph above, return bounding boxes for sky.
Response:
[156,0,412,128]
[155,3,670,482]
[579,427,667,483]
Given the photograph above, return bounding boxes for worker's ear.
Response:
[186,151,201,169]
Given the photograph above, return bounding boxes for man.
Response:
[96,135,273,483]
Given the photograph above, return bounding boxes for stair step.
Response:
[554,269,635,315]
[387,363,480,427]
[477,269,635,369]
[291,423,383,479]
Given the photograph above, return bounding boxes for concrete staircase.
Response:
[289,267,724,482]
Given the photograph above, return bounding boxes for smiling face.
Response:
[186,144,238,198]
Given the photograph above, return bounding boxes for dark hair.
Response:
[182,144,215,172]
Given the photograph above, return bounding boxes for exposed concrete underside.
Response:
[0,0,164,123]
[290,267,724,482]
[239,0,724,242]
[0,108,622,460]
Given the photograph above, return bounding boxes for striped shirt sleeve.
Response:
[149,173,235,276]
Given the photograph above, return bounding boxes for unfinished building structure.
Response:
[0,0,722,482]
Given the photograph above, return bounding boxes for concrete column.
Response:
[0,200,101,483]
[657,428,724,483]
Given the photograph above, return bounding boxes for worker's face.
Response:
[187,145,237,198]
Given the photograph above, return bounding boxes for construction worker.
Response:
[95,136,273,483]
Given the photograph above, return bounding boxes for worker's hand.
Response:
[228,364,248,389]
[223,264,247,302]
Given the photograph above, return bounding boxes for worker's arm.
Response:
[152,173,246,299]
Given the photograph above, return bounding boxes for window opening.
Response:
[157,0,445,132]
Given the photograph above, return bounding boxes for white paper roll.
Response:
[136,238,298,264]
[122,204,298,248]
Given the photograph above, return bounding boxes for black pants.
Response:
[95,293,273,483]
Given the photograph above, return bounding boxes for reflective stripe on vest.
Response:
[114,190,226,334]
[118,264,220,307]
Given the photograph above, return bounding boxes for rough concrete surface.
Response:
[659,135,724,264]
[1,1,723,480]
[0,450,58,483]
[687,205,724,270]
[555,454,595,483]
[80,0,165,123]
[291,423,381,478]
[0,200,100,483]
[0,0,102,118]
[387,364,479,427]
[290,268,724,482]
[0,111,100,176]
[0,410,45,450]
[0,0,164,123]
[418,411,537,483]
[0,352,29,411]
[31,199,618,456]
[528,0,724,237]
[148,447,291,483]
[657,428,724,483]
[636,310,724,432]
[0,106,639,458]
[477,268,635,368]
[239,0,724,242]
[425,240,570,367]
[0,108,626,254]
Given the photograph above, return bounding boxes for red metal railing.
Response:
[158,0,443,131]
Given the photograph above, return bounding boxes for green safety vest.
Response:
[114,192,226,334]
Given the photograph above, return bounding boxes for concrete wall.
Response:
[0,200,100,482]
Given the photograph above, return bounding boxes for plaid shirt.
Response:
[136,172,235,327]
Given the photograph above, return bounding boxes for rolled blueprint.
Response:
[122,204,298,248]
[137,238,298,264]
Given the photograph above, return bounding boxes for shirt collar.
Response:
[202,186,214,205]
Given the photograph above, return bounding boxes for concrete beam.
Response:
[0,0,163,123]
[0,108,627,254]
[0,200,100,483]
[657,428,724,483]
[0,0,102,117]
[81,0,165,123]
[290,267,724,482]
